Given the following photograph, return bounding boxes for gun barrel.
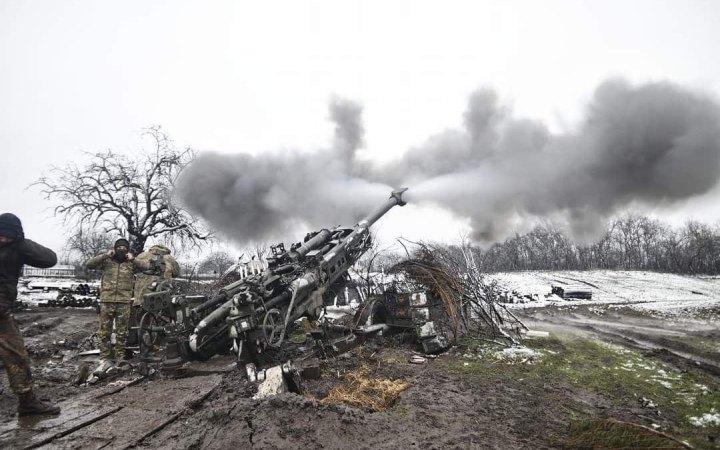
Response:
[191,299,233,340]
[358,188,408,229]
[292,228,332,259]
[190,278,245,317]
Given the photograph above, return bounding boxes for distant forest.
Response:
[469,215,720,275]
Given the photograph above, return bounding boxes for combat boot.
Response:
[18,391,60,416]
[106,360,128,376]
[93,359,114,376]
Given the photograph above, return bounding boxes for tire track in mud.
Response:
[1,375,223,449]
[23,406,124,450]
[126,380,222,448]
[530,310,720,378]
[581,324,720,378]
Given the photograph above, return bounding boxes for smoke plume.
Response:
[175,98,391,242]
[176,79,720,243]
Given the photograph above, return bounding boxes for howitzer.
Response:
[144,188,408,370]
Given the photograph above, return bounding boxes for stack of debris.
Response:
[44,291,99,308]
[498,291,540,304]
[386,241,527,346]
[377,291,450,353]
[551,284,593,300]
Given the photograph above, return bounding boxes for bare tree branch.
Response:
[32,126,213,253]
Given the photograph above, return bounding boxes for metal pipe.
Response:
[357,188,408,229]
[322,188,408,267]
[357,323,392,335]
[190,278,245,316]
[262,290,291,310]
[193,299,233,335]
[291,229,332,259]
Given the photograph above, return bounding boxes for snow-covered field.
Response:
[488,270,720,316]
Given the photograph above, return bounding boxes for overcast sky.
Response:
[2,0,720,258]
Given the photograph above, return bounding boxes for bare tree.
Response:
[464,214,720,275]
[178,260,201,283]
[199,251,235,277]
[34,127,211,253]
[348,239,388,299]
[253,243,268,263]
[679,221,720,274]
[64,228,115,278]
[66,228,114,261]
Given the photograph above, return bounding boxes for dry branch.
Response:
[33,126,212,252]
[388,240,525,344]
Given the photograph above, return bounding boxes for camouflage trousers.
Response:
[98,303,132,361]
[0,313,32,394]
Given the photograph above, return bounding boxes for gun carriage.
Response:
[135,188,408,372]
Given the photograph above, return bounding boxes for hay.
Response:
[321,366,410,411]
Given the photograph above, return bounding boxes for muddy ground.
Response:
[0,309,99,420]
[1,302,719,449]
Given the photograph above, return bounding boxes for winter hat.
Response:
[0,213,24,240]
[114,238,130,249]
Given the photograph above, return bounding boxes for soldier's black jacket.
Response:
[0,239,57,314]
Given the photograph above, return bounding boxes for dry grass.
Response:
[321,366,410,411]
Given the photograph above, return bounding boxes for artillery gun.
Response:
[138,188,408,371]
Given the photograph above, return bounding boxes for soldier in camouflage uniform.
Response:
[133,244,181,306]
[86,238,149,374]
[0,213,60,415]
[127,245,180,349]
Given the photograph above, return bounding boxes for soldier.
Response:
[133,244,181,306]
[0,213,60,415]
[128,245,180,350]
[86,238,148,375]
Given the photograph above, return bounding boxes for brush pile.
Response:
[388,241,526,344]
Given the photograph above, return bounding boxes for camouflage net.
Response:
[388,246,466,338]
[321,366,410,411]
[389,240,526,344]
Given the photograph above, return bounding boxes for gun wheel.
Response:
[137,312,160,357]
[260,309,284,349]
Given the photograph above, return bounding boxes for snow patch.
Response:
[689,410,720,427]
[494,346,542,363]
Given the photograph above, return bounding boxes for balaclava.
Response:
[113,238,130,262]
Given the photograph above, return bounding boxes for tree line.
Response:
[467,215,720,274]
